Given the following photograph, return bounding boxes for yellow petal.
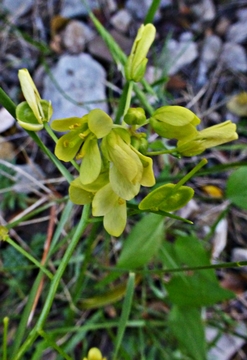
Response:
[92,183,118,216]
[80,136,102,185]
[103,198,126,237]
[88,109,113,138]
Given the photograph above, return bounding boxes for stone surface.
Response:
[231,248,247,272]
[2,0,33,18]
[63,20,95,54]
[226,21,247,44]
[191,0,216,22]
[0,108,15,132]
[221,43,247,72]
[110,9,132,33]
[43,54,108,120]
[159,33,198,75]
[60,0,98,17]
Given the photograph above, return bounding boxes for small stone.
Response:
[226,21,247,44]
[221,43,247,72]
[0,108,15,133]
[60,0,98,17]
[159,35,198,75]
[236,8,247,21]
[110,9,132,34]
[126,0,160,20]
[201,35,222,66]
[63,21,95,54]
[191,0,216,22]
[3,0,33,18]
[43,54,108,120]
[231,248,247,273]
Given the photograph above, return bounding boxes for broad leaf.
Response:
[226,167,247,210]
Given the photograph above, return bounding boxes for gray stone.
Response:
[160,34,198,75]
[110,9,132,33]
[226,21,247,44]
[231,248,247,273]
[236,8,247,21]
[63,21,95,54]
[191,0,216,22]
[221,43,247,72]
[2,0,33,18]
[43,54,108,121]
[0,108,15,133]
[126,0,160,20]
[201,35,222,66]
[60,0,98,18]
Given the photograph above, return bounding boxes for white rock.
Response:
[63,21,95,54]
[0,108,15,133]
[160,36,198,75]
[110,9,132,33]
[201,35,222,66]
[126,0,157,19]
[236,8,247,21]
[207,323,247,360]
[60,0,98,17]
[43,54,108,120]
[231,248,247,272]
[226,21,247,44]
[191,0,216,22]
[221,43,247,72]
[3,0,33,18]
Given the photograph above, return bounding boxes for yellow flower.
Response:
[150,105,200,140]
[92,183,127,237]
[125,24,156,82]
[177,121,238,156]
[16,68,52,131]
[83,347,106,360]
[102,128,155,200]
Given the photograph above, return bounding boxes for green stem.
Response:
[147,148,178,156]
[102,259,247,275]
[5,237,53,279]
[13,204,91,360]
[3,317,9,360]
[38,330,72,360]
[173,158,208,191]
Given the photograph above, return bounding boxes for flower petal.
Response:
[110,165,140,200]
[55,130,83,161]
[51,116,88,131]
[88,109,113,138]
[103,199,126,237]
[69,177,93,204]
[92,183,118,216]
[80,136,102,185]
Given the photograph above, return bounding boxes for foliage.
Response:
[0,2,243,360]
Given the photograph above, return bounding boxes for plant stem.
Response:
[13,204,91,360]
[3,317,9,360]
[123,81,134,118]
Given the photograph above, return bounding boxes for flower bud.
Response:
[124,107,146,125]
[125,24,156,82]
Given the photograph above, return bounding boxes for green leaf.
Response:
[117,213,164,269]
[164,236,234,306]
[139,183,194,212]
[226,167,247,210]
[168,306,206,360]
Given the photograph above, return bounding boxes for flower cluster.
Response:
[51,109,155,237]
[16,23,238,238]
[83,347,106,360]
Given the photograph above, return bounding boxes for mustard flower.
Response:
[16,68,52,131]
[102,128,155,200]
[92,183,127,237]
[150,105,200,140]
[125,24,156,82]
[177,120,238,156]
[51,109,113,184]
[83,347,106,360]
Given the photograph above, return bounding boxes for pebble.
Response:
[0,108,15,133]
[231,248,247,273]
[159,33,198,75]
[2,0,33,18]
[126,0,161,20]
[63,21,95,54]
[0,137,15,160]
[110,9,132,34]
[43,54,108,121]
[190,0,216,22]
[226,21,247,44]
[60,0,98,17]
[221,43,247,72]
